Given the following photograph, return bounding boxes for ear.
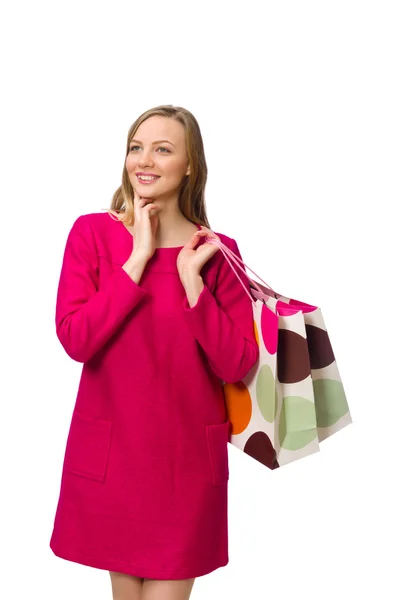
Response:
[185,165,191,177]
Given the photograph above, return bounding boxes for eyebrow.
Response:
[130,139,175,147]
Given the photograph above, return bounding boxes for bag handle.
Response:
[205,237,278,304]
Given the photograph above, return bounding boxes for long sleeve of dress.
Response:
[182,237,259,384]
[55,215,149,363]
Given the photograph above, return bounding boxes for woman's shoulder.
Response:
[215,231,234,243]
[66,211,124,259]
[211,230,237,251]
[74,210,116,225]
[69,210,121,236]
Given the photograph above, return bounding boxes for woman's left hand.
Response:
[177,226,221,281]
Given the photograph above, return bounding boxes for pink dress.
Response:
[49,211,259,579]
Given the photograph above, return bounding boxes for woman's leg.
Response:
[141,577,196,600]
[109,570,144,600]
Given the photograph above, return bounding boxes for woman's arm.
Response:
[55,215,149,363]
[182,237,259,383]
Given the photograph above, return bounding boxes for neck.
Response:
[134,195,194,245]
[146,194,185,226]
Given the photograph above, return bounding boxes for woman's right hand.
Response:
[131,189,160,262]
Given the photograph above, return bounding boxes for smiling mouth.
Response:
[136,175,161,183]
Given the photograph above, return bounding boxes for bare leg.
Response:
[141,577,196,600]
[109,570,144,600]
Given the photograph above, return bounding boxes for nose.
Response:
[137,149,155,168]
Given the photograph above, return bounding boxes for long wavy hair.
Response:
[103,105,211,229]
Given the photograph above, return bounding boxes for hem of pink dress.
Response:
[49,541,229,580]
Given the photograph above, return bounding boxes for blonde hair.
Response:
[102,104,211,229]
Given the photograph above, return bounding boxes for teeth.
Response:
[138,175,159,181]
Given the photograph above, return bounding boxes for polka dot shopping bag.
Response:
[208,236,352,470]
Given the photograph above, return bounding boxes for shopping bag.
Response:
[207,237,352,470]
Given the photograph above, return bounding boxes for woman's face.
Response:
[125,115,191,201]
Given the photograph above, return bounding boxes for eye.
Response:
[129,145,171,153]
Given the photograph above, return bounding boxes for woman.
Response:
[49,104,259,600]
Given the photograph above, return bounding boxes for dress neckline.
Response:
[107,211,202,250]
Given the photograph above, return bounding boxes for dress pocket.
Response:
[205,419,230,486]
[64,410,112,482]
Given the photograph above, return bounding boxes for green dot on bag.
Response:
[279,396,318,450]
[313,379,350,428]
[256,364,278,423]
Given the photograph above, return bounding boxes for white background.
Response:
[1,0,396,598]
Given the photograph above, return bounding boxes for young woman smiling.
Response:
[49,105,259,600]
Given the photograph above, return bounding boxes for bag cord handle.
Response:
[205,237,277,305]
